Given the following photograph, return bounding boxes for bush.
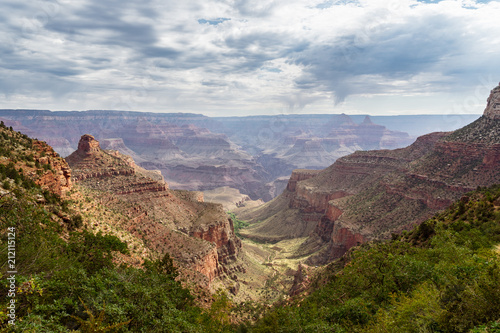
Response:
[66,231,129,272]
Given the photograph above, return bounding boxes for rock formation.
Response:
[484,83,500,120]
[32,140,72,196]
[252,113,413,186]
[240,84,500,265]
[0,110,417,202]
[66,134,243,284]
[77,134,101,154]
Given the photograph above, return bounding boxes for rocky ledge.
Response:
[33,140,72,196]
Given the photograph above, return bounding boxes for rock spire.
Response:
[77,134,101,154]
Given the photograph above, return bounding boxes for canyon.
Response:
[239,84,500,265]
[0,110,475,204]
[0,111,269,200]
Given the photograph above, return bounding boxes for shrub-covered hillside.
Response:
[2,120,500,332]
[0,123,234,332]
[251,185,500,333]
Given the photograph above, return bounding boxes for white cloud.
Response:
[0,0,499,115]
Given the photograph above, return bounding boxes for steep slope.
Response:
[0,123,158,269]
[240,84,500,265]
[0,123,241,332]
[0,122,72,197]
[252,184,500,333]
[66,134,243,285]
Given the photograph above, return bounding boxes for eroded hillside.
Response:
[65,134,244,287]
[239,84,500,265]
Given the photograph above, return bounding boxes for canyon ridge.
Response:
[238,84,500,265]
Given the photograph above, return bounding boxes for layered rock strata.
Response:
[0,111,269,200]
[66,134,243,284]
[241,84,500,265]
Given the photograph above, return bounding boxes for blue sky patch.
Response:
[198,18,231,25]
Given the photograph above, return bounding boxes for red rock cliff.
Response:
[66,134,243,283]
[33,140,72,196]
[243,86,500,266]
[484,83,500,120]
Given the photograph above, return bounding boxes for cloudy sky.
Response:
[1,0,500,116]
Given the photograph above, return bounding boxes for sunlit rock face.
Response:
[66,134,243,284]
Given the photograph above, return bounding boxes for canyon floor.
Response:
[222,236,312,303]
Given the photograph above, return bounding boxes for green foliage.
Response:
[366,282,443,333]
[70,298,131,332]
[3,124,500,332]
[252,184,500,333]
[228,212,250,237]
[67,230,129,272]
[0,127,236,331]
[0,190,229,332]
[202,290,234,332]
[143,252,178,278]
[42,189,61,205]
[471,321,500,333]
[68,214,83,230]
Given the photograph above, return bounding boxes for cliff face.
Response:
[161,163,269,201]
[32,140,72,196]
[66,134,243,284]
[241,84,500,265]
[286,169,321,192]
[484,83,500,120]
[188,204,242,273]
[1,110,417,201]
[255,114,413,178]
[0,126,72,197]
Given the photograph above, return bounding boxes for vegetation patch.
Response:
[228,212,250,237]
[251,184,500,333]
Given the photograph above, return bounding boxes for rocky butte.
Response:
[239,84,500,265]
[66,134,244,286]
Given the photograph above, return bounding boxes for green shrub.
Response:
[66,231,129,272]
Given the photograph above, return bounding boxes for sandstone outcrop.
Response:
[66,134,243,284]
[32,140,72,196]
[484,83,500,120]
